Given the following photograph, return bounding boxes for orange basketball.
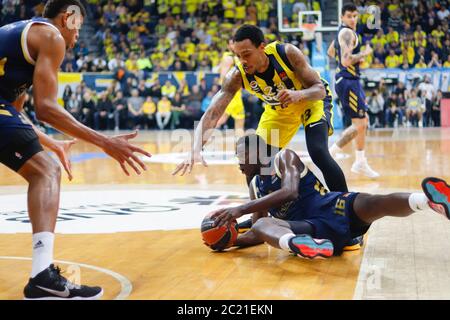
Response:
[201,215,238,251]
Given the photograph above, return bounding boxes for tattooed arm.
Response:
[338,28,372,67]
[172,68,242,176]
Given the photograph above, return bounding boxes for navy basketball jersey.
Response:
[251,152,342,221]
[334,25,361,79]
[0,17,59,103]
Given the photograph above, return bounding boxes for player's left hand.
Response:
[277,89,303,105]
[51,139,77,181]
[211,207,244,227]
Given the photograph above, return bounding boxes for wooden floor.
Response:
[0,127,449,300]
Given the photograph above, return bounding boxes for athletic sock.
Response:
[355,150,365,163]
[329,143,342,157]
[31,232,54,278]
[408,193,431,212]
[279,233,296,252]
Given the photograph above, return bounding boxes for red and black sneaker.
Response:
[288,234,334,259]
[421,177,450,220]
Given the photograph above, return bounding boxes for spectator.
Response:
[367,90,384,128]
[406,89,424,127]
[170,92,186,129]
[66,93,81,121]
[113,91,129,130]
[80,90,96,128]
[414,57,428,69]
[137,79,150,98]
[62,85,73,109]
[432,90,442,127]
[184,84,203,125]
[142,96,157,129]
[127,89,145,129]
[418,76,436,127]
[149,79,162,99]
[161,80,177,99]
[385,49,401,68]
[444,55,450,67]
[437,5,450,21]
[428,51,442,68]
[386,101,401,128]
[95,91,114,130]
[371,57,385,69]
[156,96,172,130]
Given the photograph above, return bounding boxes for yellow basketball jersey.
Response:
[235,41,331,116]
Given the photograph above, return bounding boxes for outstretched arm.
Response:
[172,68,242,176]
[212,149,305,227]
[233,181,267,248]
[31,26,151,175]
[327,40,336,58]
[338,28,372,67]
[32,28,108,149]
[277,44,326,105]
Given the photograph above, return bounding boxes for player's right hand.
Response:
[102,130,152,176]
[172,151,208,176]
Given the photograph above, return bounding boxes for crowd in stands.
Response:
[74,0,287,74]
[2,1,448,131]
[353,0,450,70]
[22,76,264,132]
[356,76,443,129]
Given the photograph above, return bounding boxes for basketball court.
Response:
[1,128,449,300]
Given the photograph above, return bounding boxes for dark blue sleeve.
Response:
[276,43,294,71]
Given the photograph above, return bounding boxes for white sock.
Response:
[355,150,365,162]
[278,233,296,252]
[31,232,54,278]
[408,193,431,212]
[329,143,342,157]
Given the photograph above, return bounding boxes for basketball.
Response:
[201,215,239,251]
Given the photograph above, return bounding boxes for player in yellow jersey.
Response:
[174,25,348,195]
[216,40,245,137]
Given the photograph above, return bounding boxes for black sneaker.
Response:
[237,218,252,233]
[24,264,103,300]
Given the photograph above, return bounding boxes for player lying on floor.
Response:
[210,134,450,258]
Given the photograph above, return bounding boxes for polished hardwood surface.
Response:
[0,128,449,299]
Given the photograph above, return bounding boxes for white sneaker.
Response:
[351,160,380,178]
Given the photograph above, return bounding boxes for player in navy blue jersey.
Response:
[0,0,151,299]
[327,3,379,178]
[211,134,450,259]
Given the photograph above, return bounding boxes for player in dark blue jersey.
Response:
[211,134,450,259]
[0,0,151,300]
[327,3,379,178]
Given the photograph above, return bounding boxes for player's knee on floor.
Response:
[251,217,274,236]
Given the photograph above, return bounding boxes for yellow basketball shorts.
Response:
[225,90,245,120]
[256,97,334,148]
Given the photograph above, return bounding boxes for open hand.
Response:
[172,151,208,176]
[52,139,77,181]
[102,130,152,176]
[210,207,243,228]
